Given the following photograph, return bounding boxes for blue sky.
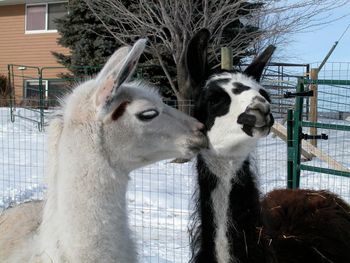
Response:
[279,2,350,64]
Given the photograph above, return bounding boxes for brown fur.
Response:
[261,189,350,263]
[112,101,130,121]
[0,201,43,261]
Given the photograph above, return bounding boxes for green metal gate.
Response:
[7,64,44,130]
[287,76,350,189]
[7,64,167,131]
[7,65,104,131]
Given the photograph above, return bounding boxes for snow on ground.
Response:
[0,107,349,263]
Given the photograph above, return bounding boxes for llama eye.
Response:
[136,109,159,121]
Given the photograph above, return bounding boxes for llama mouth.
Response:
[237,112,274,128]
[188,135,209,153]
[239,112,274,137]
[237,112,257,127]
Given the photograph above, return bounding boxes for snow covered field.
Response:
[0,107,349,263]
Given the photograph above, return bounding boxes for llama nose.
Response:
[255,102,270,115]
[251,96,270,115]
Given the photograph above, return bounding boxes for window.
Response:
[48,3,67,30]
[26,5,46,31]
[24,80,48,99]
[47,80,69,100]
[24,79,69,103]
[26,2,68,33]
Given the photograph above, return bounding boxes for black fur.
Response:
[244,45,276,82]
[190,155,219,263]
[259,89,271,103]
[232,82,251,94]
[194,82,231,131]
[237,113,257,126]
[186,29,210,101]
[237,113,256,137]
[190,157,277,263]
[241,124,254,137]
[227,160,276,263]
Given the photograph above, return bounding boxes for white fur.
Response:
[212,180,231,263]
[209,158,234,263]
[0,40,207,263]
[203,153,248,263]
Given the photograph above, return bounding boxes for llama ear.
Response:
[96,46,132,83]
[111,38,147,89]
[95,39,147,106]
[244,45,276,82]
[186,28,210,99]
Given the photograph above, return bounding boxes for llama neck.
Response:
[192,152,263,263]
[40,124,136,262]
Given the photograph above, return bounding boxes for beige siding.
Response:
[0,4,69,97]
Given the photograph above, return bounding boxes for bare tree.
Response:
[84,0,349,113]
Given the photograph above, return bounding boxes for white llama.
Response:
[0,39,208,263]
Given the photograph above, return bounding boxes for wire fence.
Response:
[1,63,349,262]
[0,101,286,262]
[297,62,350,200]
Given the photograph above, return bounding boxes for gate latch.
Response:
[301,133,328,140]
[284,90,314,98]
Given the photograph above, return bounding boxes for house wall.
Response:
[0,4,69,98]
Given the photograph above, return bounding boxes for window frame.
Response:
[24,79,49,99]
[25,1,68,34]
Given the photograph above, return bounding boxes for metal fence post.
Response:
[309,68,318,146]
[287,78,306,189]
[287,109,294,189]
[292,78,305,188]
[38,68,44,131]
[8,64,15,122]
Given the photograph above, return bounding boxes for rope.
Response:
[338,22,350,42]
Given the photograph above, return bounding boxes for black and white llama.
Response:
[187,29,350,263]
